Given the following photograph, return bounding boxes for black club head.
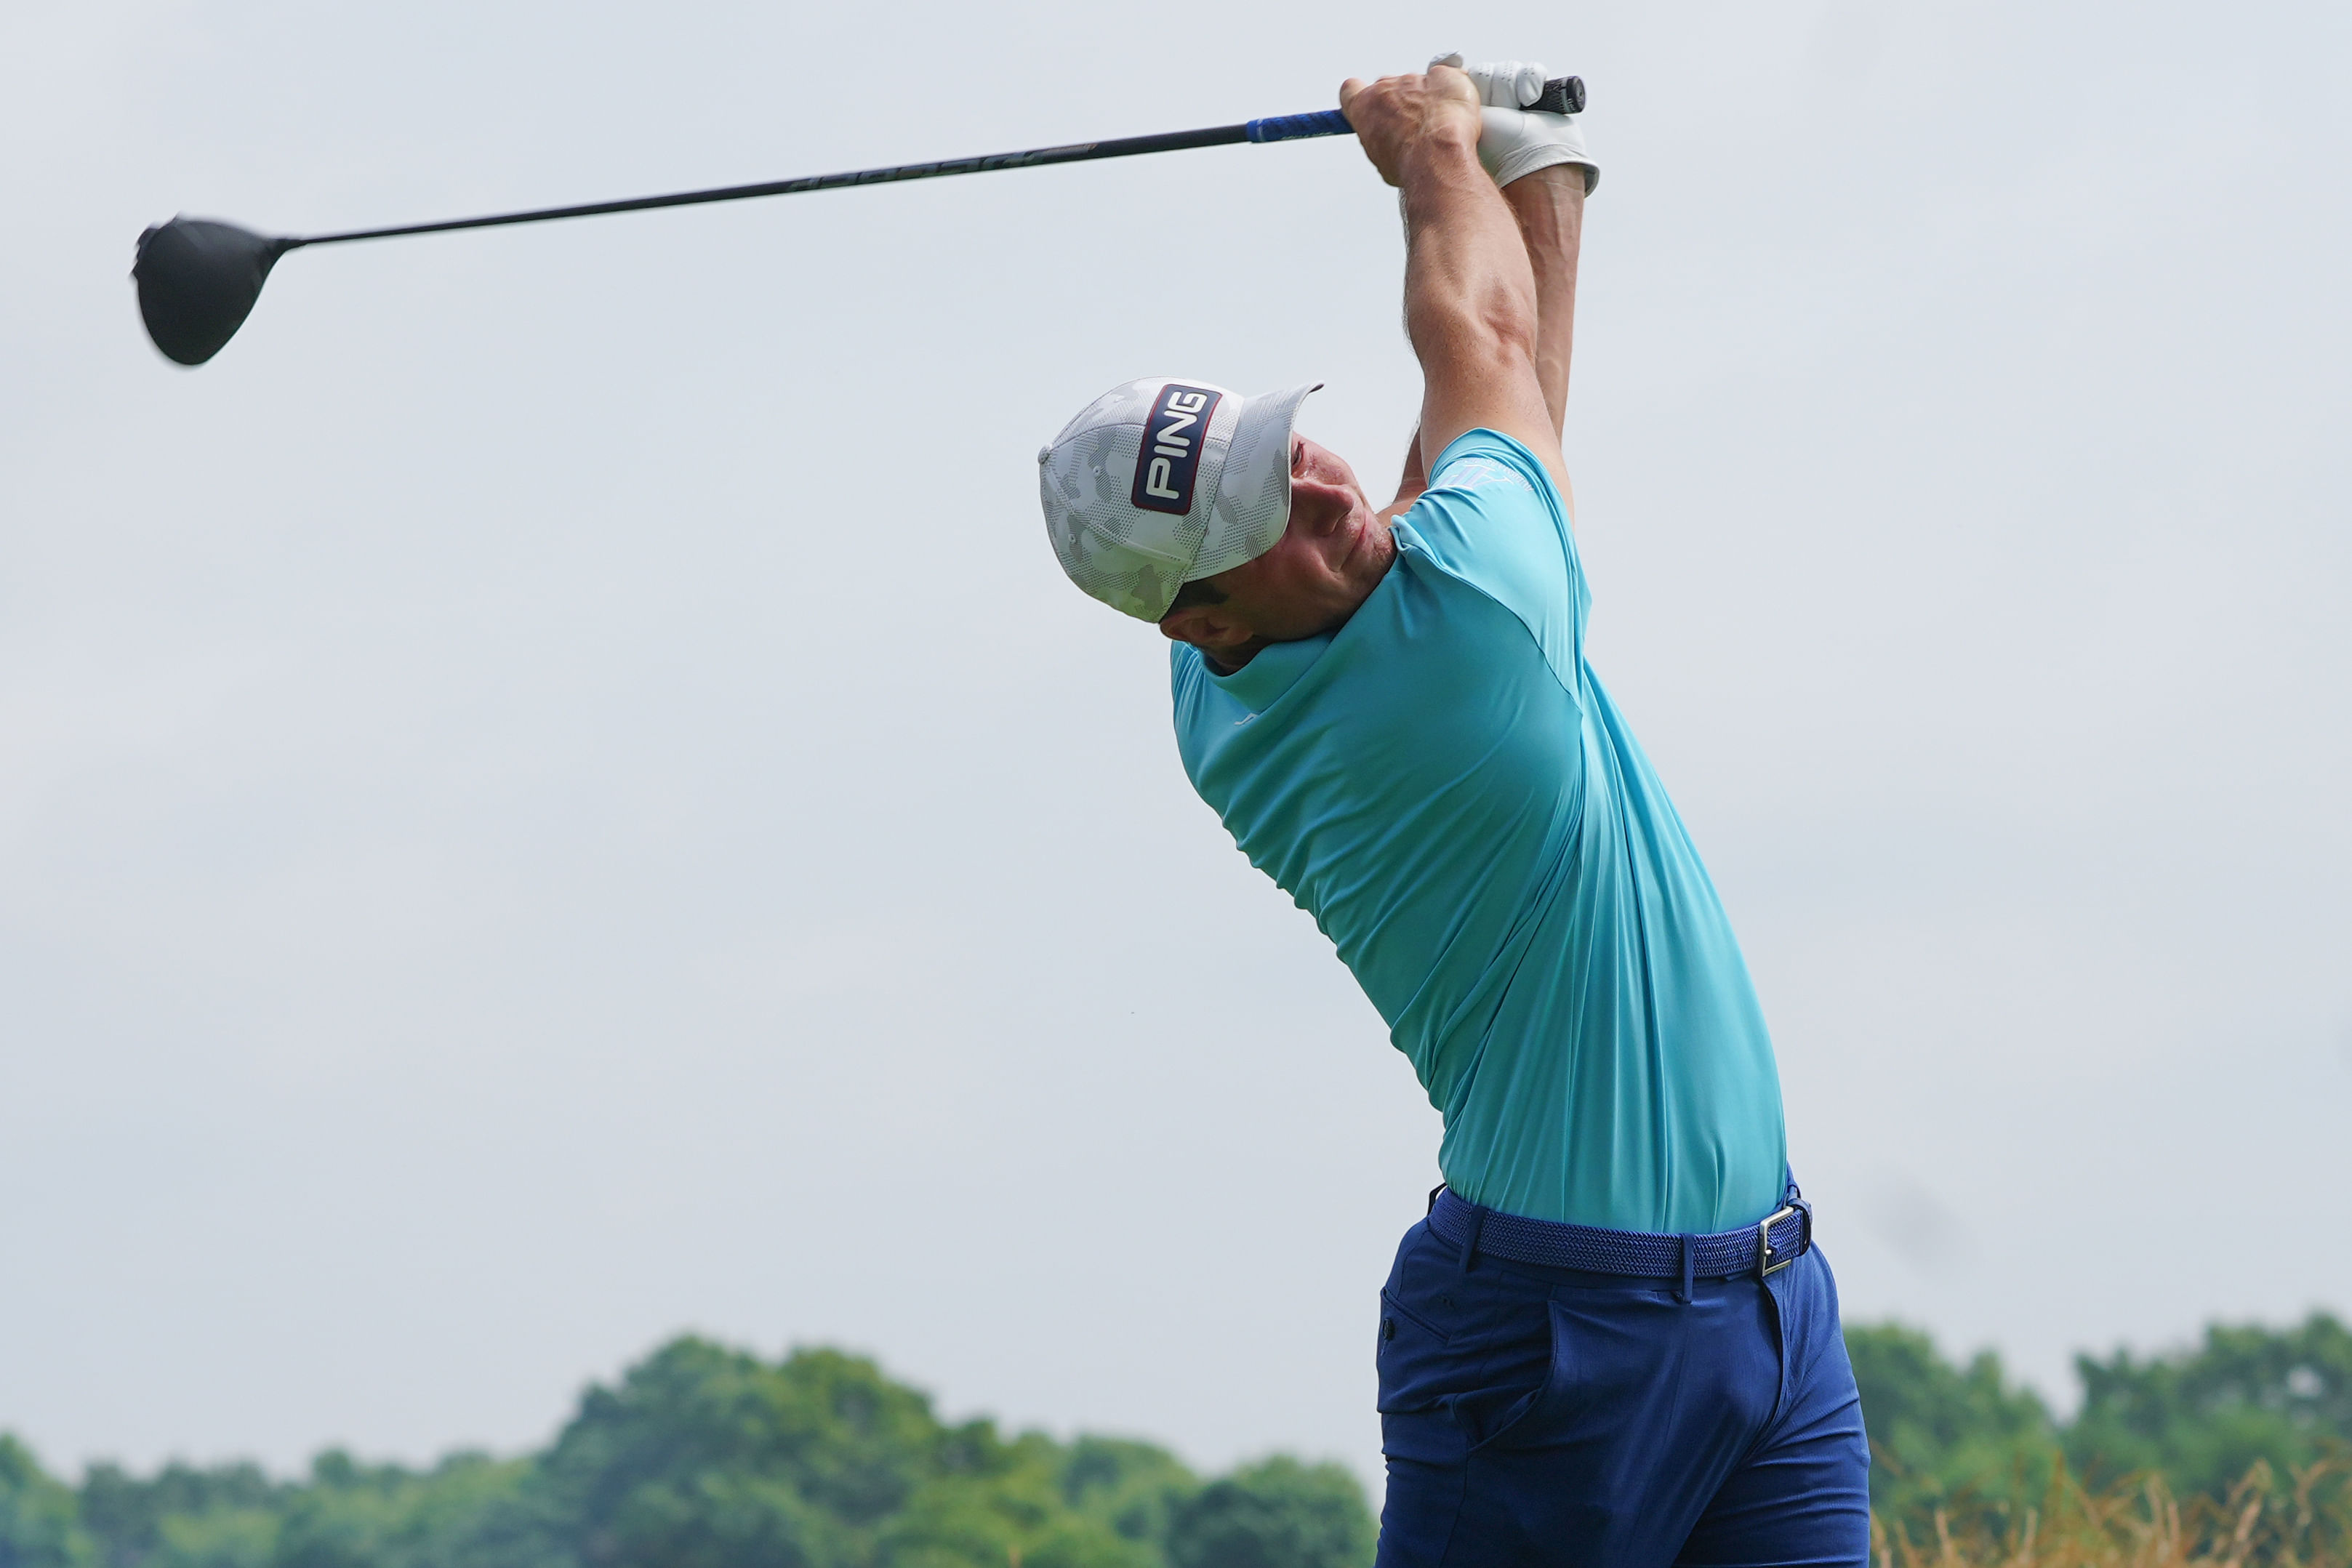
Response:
[132,217,297,366]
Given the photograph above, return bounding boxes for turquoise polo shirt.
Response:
[1171,430,1786,1234]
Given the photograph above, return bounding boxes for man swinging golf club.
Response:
[1037,57,1869,1567]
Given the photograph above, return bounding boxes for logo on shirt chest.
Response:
[1130,383,1223,515]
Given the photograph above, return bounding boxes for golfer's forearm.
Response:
[1402,145,1537,366]
[1501,166,1584,438]
[1394,165,1574,516]
[1400,142,1548,473]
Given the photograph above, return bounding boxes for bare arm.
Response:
[1370,111,1586,520]
[1381,425,1429,524]
[1340,68,1566,496]
[1503,163,1583,518]
[1503,164,1584,442]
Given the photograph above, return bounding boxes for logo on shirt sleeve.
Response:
[1435,456,1533,496]
[1130,383,1224,516]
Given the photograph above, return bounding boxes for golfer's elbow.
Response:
[1410,289,1538,381]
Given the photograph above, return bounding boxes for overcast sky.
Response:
[2,0,2348,1492]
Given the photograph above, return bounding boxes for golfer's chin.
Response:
[1328,507,1394,608]
[1342,504,1393,574]
[1270,520,1395,643]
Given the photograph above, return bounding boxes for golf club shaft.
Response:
[288,77,1581,249]
[288,113,1346,249]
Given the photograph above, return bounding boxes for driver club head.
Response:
[132,217,297,366]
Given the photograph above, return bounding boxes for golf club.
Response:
[132,77,1584,367]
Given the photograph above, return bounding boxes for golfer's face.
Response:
[1206,436,1389,642]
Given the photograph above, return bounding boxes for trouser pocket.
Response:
[1376,1254,1557,1458]
[1462,1301,1567,1451]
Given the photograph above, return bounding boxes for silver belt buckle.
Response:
[1757,1202,1808,1278]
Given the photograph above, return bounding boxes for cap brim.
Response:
[1184,381,1323,584]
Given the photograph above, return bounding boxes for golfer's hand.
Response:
[1431,52,1599,194]
[1340,66,1482,188]
[1434,54,1551,111]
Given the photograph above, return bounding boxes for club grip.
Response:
[1246,109,1352,143]
[1247,76,1584,147]
[1530,76,1586,115]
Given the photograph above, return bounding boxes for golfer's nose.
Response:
[1298,478,1352,534]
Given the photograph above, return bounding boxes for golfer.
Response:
[1038,58,1869,1566]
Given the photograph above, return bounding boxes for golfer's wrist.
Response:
[1399,131,1483,192]
[1424,116,1482,161]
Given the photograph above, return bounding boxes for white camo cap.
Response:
[1037,377,1322,621]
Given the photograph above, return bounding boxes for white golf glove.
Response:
[1430,52,1599,195]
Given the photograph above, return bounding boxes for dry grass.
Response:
[1872,1461,2352,1568]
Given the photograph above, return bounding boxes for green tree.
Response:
[0,1434,94,1568]
[1845,1322,2060,1539]
[880,1431,1151,1568]
[149,1506,278,1568]
[79,1460,286,1568]
[531,1338,944,1568]
[2066,1311,2352,1499]
[1058,1437,1197,1562]
[267,1450,538,1568]
[529,1338,1176,1568]
[1164,1457,1373,1568]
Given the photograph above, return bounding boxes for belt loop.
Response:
[1428,1183,1445,1216]
[1677,1234,1695,1304]
[1458,1202,1486,1277]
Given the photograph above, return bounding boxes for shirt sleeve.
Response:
[1400,430,1589,690]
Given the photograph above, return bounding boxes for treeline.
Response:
[0,1314,2346,1568]
[1851,1311,2352,1556]
[0,1338,1372,1568]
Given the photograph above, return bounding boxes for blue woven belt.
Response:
[1427,1186,1813,1282]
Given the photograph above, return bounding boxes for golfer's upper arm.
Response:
[1417,326,1565,492]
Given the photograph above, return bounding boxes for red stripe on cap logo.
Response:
[1130,384,1224,516]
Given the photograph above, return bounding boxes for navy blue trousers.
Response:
[1374,1215,1870,1567]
